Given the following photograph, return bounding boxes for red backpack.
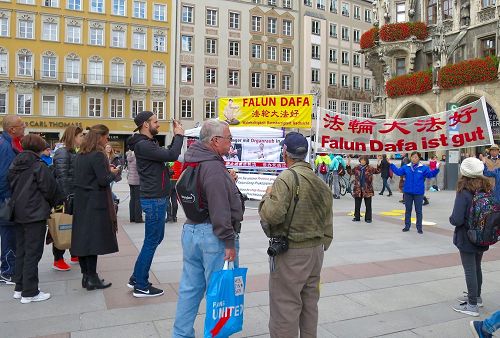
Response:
[319,162,327,174]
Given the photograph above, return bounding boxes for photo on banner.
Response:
[223,137,285,167]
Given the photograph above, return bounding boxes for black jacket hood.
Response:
[9,150,40,173]
[127,133,150,151]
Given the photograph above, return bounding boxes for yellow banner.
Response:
[218,95,313,128]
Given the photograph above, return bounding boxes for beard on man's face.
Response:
[150,127,159,136]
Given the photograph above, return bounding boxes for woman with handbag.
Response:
[8,134,58,303]
[51,126,84,271]
[72,124,120,290]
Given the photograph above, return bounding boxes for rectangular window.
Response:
[252,16,262,32]
[329,72,336,85]
[68,0,81,10]
[317,0,325,10]
[0,53,7,74]
[481,36,496,57]
[131,99,144,118]
[113,0,126,15]
[205,68,217,85]
[18,54,32,76]
[328,99,337,111]
[110,98,123,118]
[0,18,9,37]
[311,44,320,59]
[206,8,218,26]
[283,0,292,8]
[65,95,79,116]
[427,0,436,25]
[17,94,32,115]
[42,95,56,116]
[342,51,349,65]
[229,41,240,57]
[133,0,146,19]
[353,76,360,89]
[282,75,291,91]
[282,19,292,36]
[205,99,216,119]
[111,30,125,48]
[365,9,371,22]
[88,97,102,117]
[152,100,165,119]
[396,3,406,22]
[363,104,371,117]
[341,74,348,87]
[111,62,124,83]
[329,48,337,63]
[282,47,291,62]
[42,22,58,41]
[181,35,192,52]
[267,45,277,61]
[353,29,360,43]
[181,99,192,118]
[443,0,452,18]
[154,4,166,21]
[266,73,277,89]
[329,23,337,38]
[133,32,146,50]
[353,53,361,67]
[354,5,360,19]
[268,17,277,34]
[132,64,145,85]
[206,38,217,54]
[311,68,320,83]
[88,60,103,84]
[364,78,371,90]
[90,27,104,45]
[65,58,80,82]
[304,0,312,6]
[341,26,349,41]
[251,72,261,88]
[311,20,320,35]
[330,0,337,12]
[18,19,33,39]
[90,0,104,13]
[153,34,166,52]
[0,93,6,114]
[228,69,239,86]
[44,0,58,7]
[341,2,349,16]
[181,5,193,23]
[396,58,406,75]
[229,12,240,29]
[352,102,360,116]
[340,100,348,114]
[67,25,81,43]
[181,65,192,83]
[482,0,496,6]
[251,44,262,59]
[42,55,57,78]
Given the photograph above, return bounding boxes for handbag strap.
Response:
[270,168,300,238]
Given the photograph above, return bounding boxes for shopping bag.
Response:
[47,212,73,250]
[204,261,248,338]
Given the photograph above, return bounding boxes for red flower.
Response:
[386,70,433,98]
[378,22,428,42]
[360,27,379,49]
[438,56,498,89]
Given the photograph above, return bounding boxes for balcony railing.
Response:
[33,71,136,87]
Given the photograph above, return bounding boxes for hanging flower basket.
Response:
[386,70,433,98]
[360,27,379,50]
[438,56,499,89]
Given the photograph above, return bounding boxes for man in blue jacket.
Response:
[0,115,25,284]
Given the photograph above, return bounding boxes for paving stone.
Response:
[0,314,80,338]
[71,322,160,338]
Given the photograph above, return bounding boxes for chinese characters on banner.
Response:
[218,95,313,128]
[222,137,286,169]
[319,97,494,155]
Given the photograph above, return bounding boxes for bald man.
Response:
[0,115,25,284]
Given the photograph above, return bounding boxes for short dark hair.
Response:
[21,134,47,153]
[359,155,370,165]
[410,151,421,159]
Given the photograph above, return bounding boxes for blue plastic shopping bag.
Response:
[204,261,248,338]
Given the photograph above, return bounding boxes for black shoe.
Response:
[378,192,383,195]
[133,285,164,298]
[423,201,429,206]
[0,273,15,285]
[135,219,144,223]
[399,200,405,204]
[82,274,88,288]
[86,274,112,291]
[402,227,410,232]
[127,276,136,289]
[352,218,360,222]
[418,229,423,234]
[388,193,392,197]
[334,195,340,199]
[366,220,372,223]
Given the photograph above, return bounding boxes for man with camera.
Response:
[259,132,333,338]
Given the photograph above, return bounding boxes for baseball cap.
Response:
[282,132,308,155]
[133,111,154,132]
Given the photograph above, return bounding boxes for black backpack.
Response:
[176,162,209,223]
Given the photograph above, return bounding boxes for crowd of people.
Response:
[0,113,499,337]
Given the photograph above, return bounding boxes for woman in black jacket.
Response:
[379,154,392,196]
[8,134,58,303]
[72,124,120,290]
[51,126,84,271]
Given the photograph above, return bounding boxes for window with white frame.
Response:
[42,54,57,78]
[88,97,101,117]
[64,95,79,116]
[317,0,325,10]
[329,23,337,37]
[154,4,166,21]
[251,72,261,88]
[111,29,125,47]
[89,27,104,45]
[152,63,165,86]
[18,18,34,39]
[282,47,291,62]
[353,29,360,43]
[251,16,262,32]
[88,59,103,84]
[229,12,240,29]
[42,22,58,41]
[181,65,192,83]
[282,19,292,36]
[206,8,217,26]
[311,44,320,59]
[282,74,291,91]
[205,67,217,85]
[181,5,193,23]
[0,52,7,75]
[268,17,277,34]
[341,51,349,65]
[0,93,6,114]
[205,99,216,119]
[364,78,371,90]
[229,41,240,57]
[153,34,166,52]
[90,0,104,13]
[267,45,277,61]
[267,73,277,89]
[181,35,192,52]
[132,62,145,84]
[42,95,56,116]
[329,48,337,63]
[206,38,217,54]
[341,26,349,40]
[283,0,292,8]
[251,44,262,59]
[354,5,360,19]
[341,74,348,87]
[68,0,81,10]
[133,32,146,50]
[340,100,348,114]
[311,19,320,35]
[341,2,349,16]
[44,0,58,7]
[65,56,80,82]
[111,60,124,83]
[110,98,123,118]
[353,53,360,67]
[353,76,360,89]
[131,99,143,118]
[365,8,371,22]
[133,0,146,19]
[67,24,81,43]
[352,102,360,116]
[0,17,8,37]
[329,72,336,85]
[18,52,32,76]
[228,69,239,86]
[328,99,337,111]
[311,68,320,83]
[152,100,165,119]
[304,0,311,6]
[363,103,371,117]
[181,98,192,118]
[17,94,32,115]
[396,2,406,22]
[113,0,126,15]
[330,0,337,12]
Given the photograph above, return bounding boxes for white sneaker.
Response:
[20,291,51,304]
[13,291,21,299]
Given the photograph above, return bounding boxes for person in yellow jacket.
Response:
[314,148,332,183]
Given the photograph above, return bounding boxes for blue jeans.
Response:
[404,193,423,230]
[131,198,167,289]
[172,223,235,338]
[484,310,500,334]
[0,223,16,276]
[380,177,392,194]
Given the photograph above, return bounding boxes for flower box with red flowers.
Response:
[379,22,428,42]
[360,27,379,50]
[438,56,499,89]
[386,70,433,98]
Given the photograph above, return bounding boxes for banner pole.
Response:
[314,94,321,158]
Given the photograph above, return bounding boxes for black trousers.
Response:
[79,255,98,276]
[14,221,46,297]
[459,251,484,305]
[168,184,178,219]
[354,197,372,221]
[129,185,143,222]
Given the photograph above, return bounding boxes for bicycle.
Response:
[328,172,353,196]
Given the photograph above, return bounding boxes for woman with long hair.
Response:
[450,157,492,317]
[72,125,120,290]
[51,126,84,271]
